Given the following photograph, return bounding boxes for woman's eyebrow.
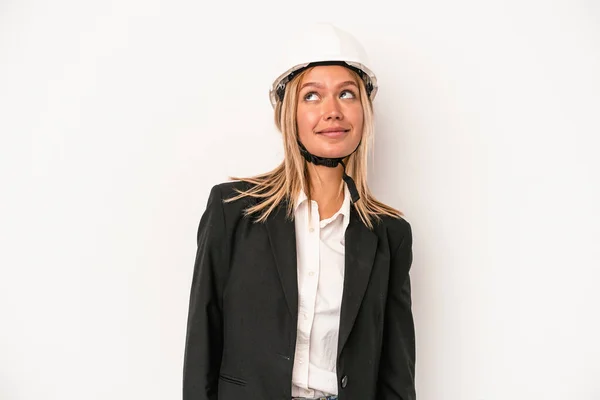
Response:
[337,80,359,88]
[300,80,358,90]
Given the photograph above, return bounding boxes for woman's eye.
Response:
[340,90,356,99]
[304,92,319,101]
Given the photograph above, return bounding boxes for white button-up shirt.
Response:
[291,183,351,398]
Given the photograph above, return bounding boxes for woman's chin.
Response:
[313,147,354,159]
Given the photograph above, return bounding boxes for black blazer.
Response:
[183,181,415,400]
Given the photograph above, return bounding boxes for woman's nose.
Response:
[323,98,343,120]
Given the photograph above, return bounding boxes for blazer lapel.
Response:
[264,199,378,357]
[264,200,299,321]
[337,206,378,358]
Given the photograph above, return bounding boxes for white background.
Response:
[1,0,599,399]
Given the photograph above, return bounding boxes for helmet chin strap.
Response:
[297,139,361,203]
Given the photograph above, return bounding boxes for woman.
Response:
[183,23,415,400]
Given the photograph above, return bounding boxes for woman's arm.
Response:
[377,220,416,400]
[183,185,229,400]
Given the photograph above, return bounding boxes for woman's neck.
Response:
[306,164,345,220]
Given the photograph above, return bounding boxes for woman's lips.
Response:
[317,129,349,138]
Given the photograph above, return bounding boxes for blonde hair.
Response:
[225,66,403,230]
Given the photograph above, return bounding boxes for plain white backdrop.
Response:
[1,0,599,399]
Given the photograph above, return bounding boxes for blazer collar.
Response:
[264,198,378,359]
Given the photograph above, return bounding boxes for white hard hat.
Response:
[269,23,378,108]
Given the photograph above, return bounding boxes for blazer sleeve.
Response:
[377,220,416,400]
[183,185,229,400]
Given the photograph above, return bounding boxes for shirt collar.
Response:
[294,183,352,230]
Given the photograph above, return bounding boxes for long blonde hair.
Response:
[225,66,403,230]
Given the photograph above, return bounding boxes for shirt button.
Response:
[309,227,315,233]
[308,271,315,277]
[341,375,348,388]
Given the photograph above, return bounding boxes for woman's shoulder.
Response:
[375,212,413,250]
[205,180,260,217]
[210,180,255,199]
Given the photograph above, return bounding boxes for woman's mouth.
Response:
[317,128,350,138]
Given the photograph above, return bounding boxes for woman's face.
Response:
[296,65,364,159]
